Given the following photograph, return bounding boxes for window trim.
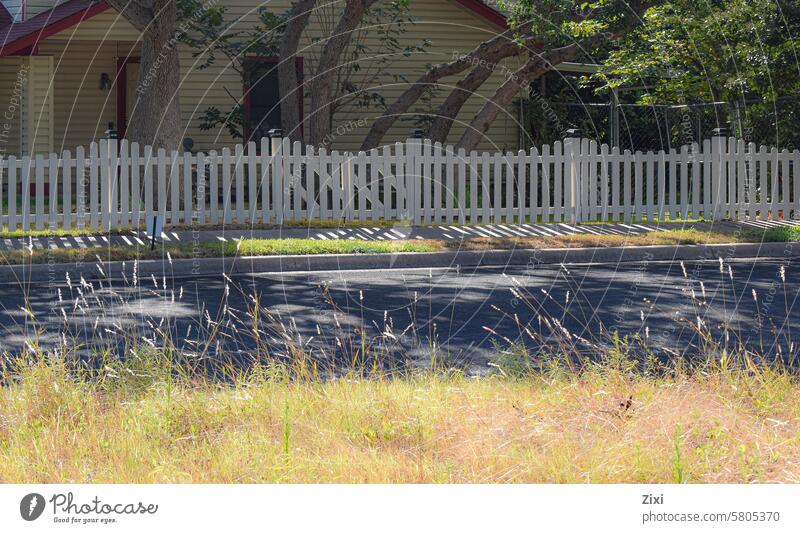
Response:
[116,56,141,141]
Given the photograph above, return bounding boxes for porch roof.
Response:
[0,0,109,57]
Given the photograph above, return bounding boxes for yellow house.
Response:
[0,0,591,156]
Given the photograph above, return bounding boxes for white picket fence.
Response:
[1,136,798,232]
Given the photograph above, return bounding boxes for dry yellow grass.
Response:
[1,359,798,483]
[446,229,742,251]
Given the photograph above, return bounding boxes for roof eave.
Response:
[0,1,110,57]
[454,0,509,30]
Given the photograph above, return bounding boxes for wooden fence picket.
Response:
[63,151,72,230]
[318,147,330,221]
[356,151,367,221]
[516,149,526,224]
[331,151,341,222]
[247,142,258,224]
[8,156,16,231]
[34,154,45,230]
[48,153,58,229]
[433,142,443,225]
[221,147,231,225]
[457,147,466,225]
[611,146,620,221]
[444,145,454,224]
[369,148,379,221]
[530,147,539,223]
[382,145,393,221]
[196,152,206,226]
[5,135,798,232]
[290,144,299,220]
[422,140,432,224]
[308,145,319,220]
[234,143,245,224]
[395,143,405,221]
[551,143,562,222]
[260,138,270,224]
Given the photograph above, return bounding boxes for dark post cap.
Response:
[565,128,582,138]
[411,128,425,139]
[105,121,117,139]
[712,127,729,137]
[268,128,284,138]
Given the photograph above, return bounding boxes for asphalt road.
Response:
[1,258,797,370]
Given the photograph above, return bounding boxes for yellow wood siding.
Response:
[50,9,141,40]
[37,0,520,153]
[37,39,134,152]
[19,55,53,154]
[0,58,23,156]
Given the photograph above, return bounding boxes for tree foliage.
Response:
[594,0,800,144]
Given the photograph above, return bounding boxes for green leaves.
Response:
[598,0,800,105]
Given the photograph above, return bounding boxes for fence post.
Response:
[99,139,110,230]
[269,129,284,224]
[711,127,728,220]
[566,129,582,223]
[406,130,424,223]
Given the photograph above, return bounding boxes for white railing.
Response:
[0,136,798,232]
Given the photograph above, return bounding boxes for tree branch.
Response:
[308,0,379,147]
[105,0,154,33]
[454,35,611,153]
[359,25,539,151]
[279,0,317,143]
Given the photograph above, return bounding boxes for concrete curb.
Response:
[1,242,796,284]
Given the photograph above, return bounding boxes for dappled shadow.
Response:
[0,258,796,372]
[0,220,701,251]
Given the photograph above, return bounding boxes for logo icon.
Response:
[20,493,45,521]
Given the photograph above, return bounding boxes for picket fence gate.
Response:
[0,135,798,232]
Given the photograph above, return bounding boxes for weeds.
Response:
[0,255,797,483]
[672,424,686,483]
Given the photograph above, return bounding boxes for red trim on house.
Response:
[243,56,304,145]
[116,56,140,140]
[0,0,110,57]
[453,0,508,30]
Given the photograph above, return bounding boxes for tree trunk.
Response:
[107,0,182,153]
[131,30,183,152]
[427,63,494,144]
[360,26,536,151]
[308,0,378,148]
[279,0,316,143]
[456,44,582,153]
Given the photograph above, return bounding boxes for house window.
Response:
[244,57,303,143]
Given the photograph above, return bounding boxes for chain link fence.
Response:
[519,72,799,151]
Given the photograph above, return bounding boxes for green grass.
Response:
[0,226,113,239]
[213,238,438,256]
[755,225,800,242]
